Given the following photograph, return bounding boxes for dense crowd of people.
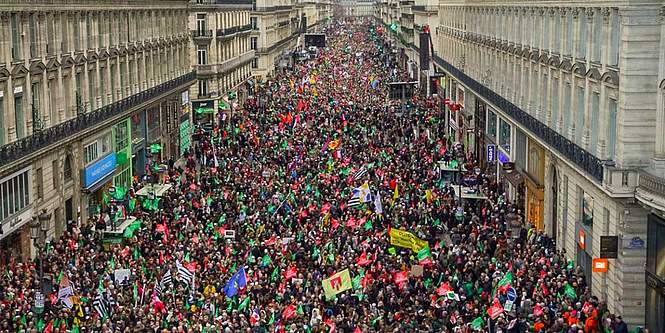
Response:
[0,18,640,333]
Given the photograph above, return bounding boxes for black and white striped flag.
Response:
[176,261,194,288]
[93,290,116,319]
[155,270,172,295]
[353,167,368,181]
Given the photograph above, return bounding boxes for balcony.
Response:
[636,170,665,212]
[422,49,605,182]
[238,24,253,34]
[196,64,215,77]
[0,71,196,170]
[192,30,213,43]
[217,26,239,41]
[218,50,255,74]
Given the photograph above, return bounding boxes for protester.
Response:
[0,17,622,333]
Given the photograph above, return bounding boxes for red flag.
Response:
[436,282,451,296]
[487,299,505,320]
[345,217,357,229]
[282,304,297,321]
[192,233,199,244]
[533,303,544,317]
[331,218,340,229]
[284,266,298,280]
[355,252,372,266]
[393,271,408,285]
[120,247,130,258]
[184,261,197,272]
[43,320,54,333]
[354,327,362,333]
[264,235,277,246]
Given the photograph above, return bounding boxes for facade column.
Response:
[654,9,665,172]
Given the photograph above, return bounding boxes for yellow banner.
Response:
[322,269,352,299]
[389,228,428,252]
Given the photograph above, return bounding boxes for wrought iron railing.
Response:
[425,52,604,182]
[192,30,213,38]
[0,71,196,169]
[217,26,238,37]
[638,171,665,195]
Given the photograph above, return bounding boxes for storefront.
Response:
[81,152,117,220]
[526,139,545,230]
[180,113,192,157]
[131,111,147,178]
[0,167,34,263]
[646,213,665,332]
[113,119,132,189]
[192,100,215,132]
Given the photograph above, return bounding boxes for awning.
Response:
[84,171,115,193]
[501,168,524,188]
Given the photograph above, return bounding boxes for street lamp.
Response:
[30,210,51,294]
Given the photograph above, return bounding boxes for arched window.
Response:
[63,155,72,181]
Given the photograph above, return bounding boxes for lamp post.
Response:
[30,210,51,313]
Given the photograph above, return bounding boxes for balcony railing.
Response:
[638,171,665,195]
[0,71,196,169]
[218,50,255,74]
[192,30,213,39]
[417,48,605,182]
[238,24,253,33]
[197,64,215,76]
[217,26,238,37]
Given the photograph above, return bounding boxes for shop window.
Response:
[0,169,30,221]
[499,118,511,152]
[581,191,593,228]
[114,121,129,151]
[486,110,497,140]
[64,155,72,182]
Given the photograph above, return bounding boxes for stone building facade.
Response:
[188,0,255,129]
[381,0,665,328]
[0,0,194,263]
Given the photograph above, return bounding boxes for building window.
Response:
[609,11,619,66]
[74,13,81,51]
[198,80,208,97]
[252,57,258,69]
[11,14,22,61]
[607,98,617,160]
[581,191,593,228]
[36,168,43,200]
[84,141,99,165]
[486,110,497,140]
[563,82,571,137]
[46,15,55,56]
[499,118,511,152]
[565,14,573,56]
[196,14,206,32]
[197,46,207,65]
[578,15,587,59]
[575,86,585,146]
[250,37,258,50]
[63,155,72,182]
[52,159,59,190]
[590,92,600,154]
[14,91,25,139]
[114,121,129,151]
[0,94,4,145]
[251,17,258,30]
[0,169,31,221]
[29,14,38,59]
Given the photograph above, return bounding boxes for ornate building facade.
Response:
[0,0,194,262]
[381,0,665,328]
[188,0,255,129]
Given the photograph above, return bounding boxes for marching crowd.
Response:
[0,18,639,333]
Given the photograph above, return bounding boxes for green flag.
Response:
[297,304,304,315]
[238,297,250,312]
[470,317,484,330]
[563,283,577,299]
[268,312,275,325]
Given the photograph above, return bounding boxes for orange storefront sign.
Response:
[592,258,609,273]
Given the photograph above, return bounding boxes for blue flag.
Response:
[224,267,248,297]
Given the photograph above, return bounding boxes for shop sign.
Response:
[192,100,214,114]
[624,236,645,249]
[84,153,117,188]
[497,150,510,164]
[487,144,496,162]
[592,258,609,273]
[578,230,586,250]
[181,91,189,106]
[599,236,619,258]
[34,292,44,313]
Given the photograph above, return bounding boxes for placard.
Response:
[599,236,618,259]
[224,230,236,240]
[487,144,496,162]
[114,269,131,285]
[410,265,424,277]
[592,258,609,273]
